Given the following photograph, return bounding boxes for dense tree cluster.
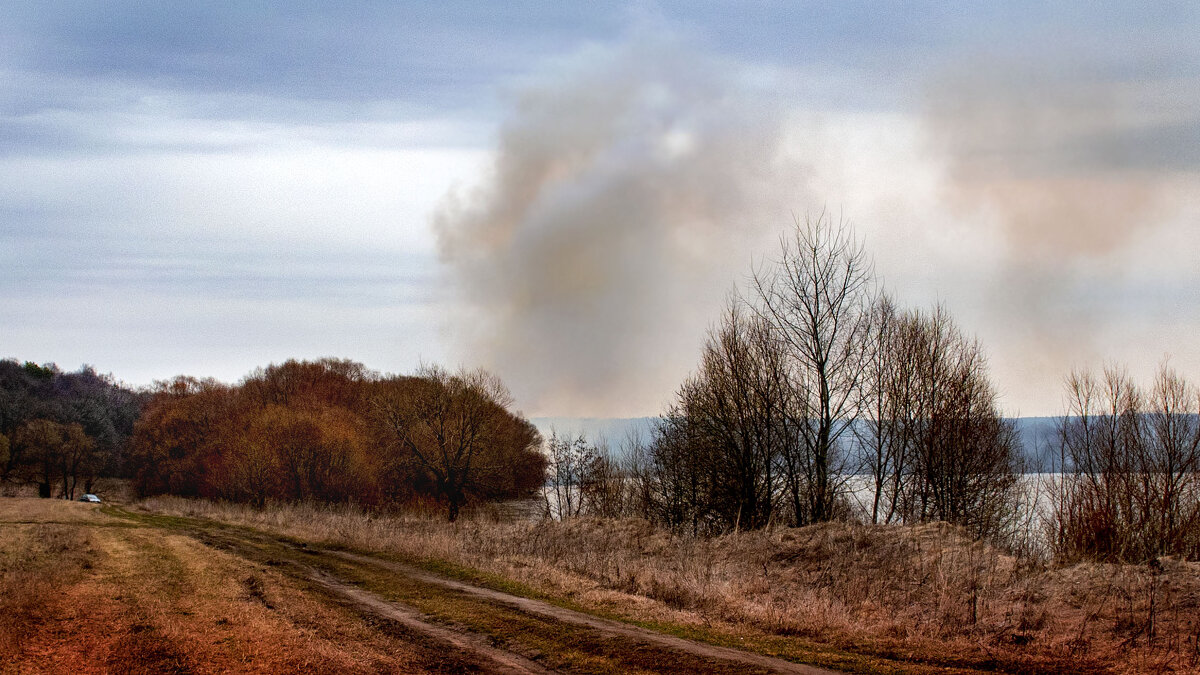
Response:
[543,216,1198,563]
[549,218,1020,541]
[127,359,545,519]
[634,218,1019,537]
[0,360,143,498]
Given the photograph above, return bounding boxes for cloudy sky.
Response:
[3,2,1198,418]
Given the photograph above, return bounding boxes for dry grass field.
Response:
[1,498,845,674]
[0,499,447,674]
[139,497,1200,674]
[5,495,1199,673]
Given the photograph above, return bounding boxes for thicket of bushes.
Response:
[128,359,546,519]
[1051,366,1200,561]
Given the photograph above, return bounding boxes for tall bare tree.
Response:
[753,215,874,524]
[859,293,909,524]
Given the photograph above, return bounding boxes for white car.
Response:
[79,494,101,503]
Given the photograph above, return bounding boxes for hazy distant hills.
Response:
[532,416,1067,470]
[530,417,657,447]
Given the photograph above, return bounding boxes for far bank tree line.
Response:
[128,359,546,521]
[544,217,1200,563]
[0,360,144,499]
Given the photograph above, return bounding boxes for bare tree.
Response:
[12,419,95,499]
[1142,368,1200,557]
[753,215,874,524]
[622,429,657,521]
[673,301,790,530]
[543,431,591,519]
[579,438,629,519]
[1053,364,1200,561]
[857,301,1019,539]
[859,293,903,523]
[646,403,718,535]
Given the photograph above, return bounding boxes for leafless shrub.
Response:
[1051,364,1200,562]
[542,432,627,520]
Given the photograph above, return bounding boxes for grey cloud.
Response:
[925,46,1200,258]
[1070,120,1200,174]
[920,27,1200,411]
[1,233,442,308]
[1,2,621,107]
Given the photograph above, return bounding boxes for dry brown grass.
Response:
[0,497,443,674]
[139,496,1200,674]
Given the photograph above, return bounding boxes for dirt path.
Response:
[330,550,840,675]
[308,569,556,675]
[4,499,1045,674]
[146,512,845,674]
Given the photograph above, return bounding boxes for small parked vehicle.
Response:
[79,494,101,503]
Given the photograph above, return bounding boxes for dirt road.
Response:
[331,550,837,675]
[162,508,842,674]
[1,498,841,674]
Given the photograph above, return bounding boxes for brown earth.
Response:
[137,497,1200,674]
[1,498,844,674]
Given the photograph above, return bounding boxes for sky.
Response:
[2,2,1198,418]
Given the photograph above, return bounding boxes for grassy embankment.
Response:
[138,497,1200,674]
[4,494,1198,674]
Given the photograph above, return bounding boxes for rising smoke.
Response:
[922,50,1200,408]
[926,56,1197,260]
[434,39,808,417]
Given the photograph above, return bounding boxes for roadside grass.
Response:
[113,507,808,674]
[138,497,1195,673]
[10,494,1195,673]
[0,498,467,674]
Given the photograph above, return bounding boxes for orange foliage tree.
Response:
[128,359,545,515]
[372,366,544,521]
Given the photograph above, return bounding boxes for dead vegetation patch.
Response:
[0,497,461,674]
[139,496,1200,673]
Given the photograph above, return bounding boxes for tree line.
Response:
[127,359,545,520]
[0,360,144,498]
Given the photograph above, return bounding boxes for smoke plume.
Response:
[926,58,1197,260]
[922,52,1200,411]
[434,39,807,417]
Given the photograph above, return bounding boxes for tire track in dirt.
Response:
[330,550,841,675]
[307,569,555,675]
[133,511,845,674]
[156,522,552,674]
